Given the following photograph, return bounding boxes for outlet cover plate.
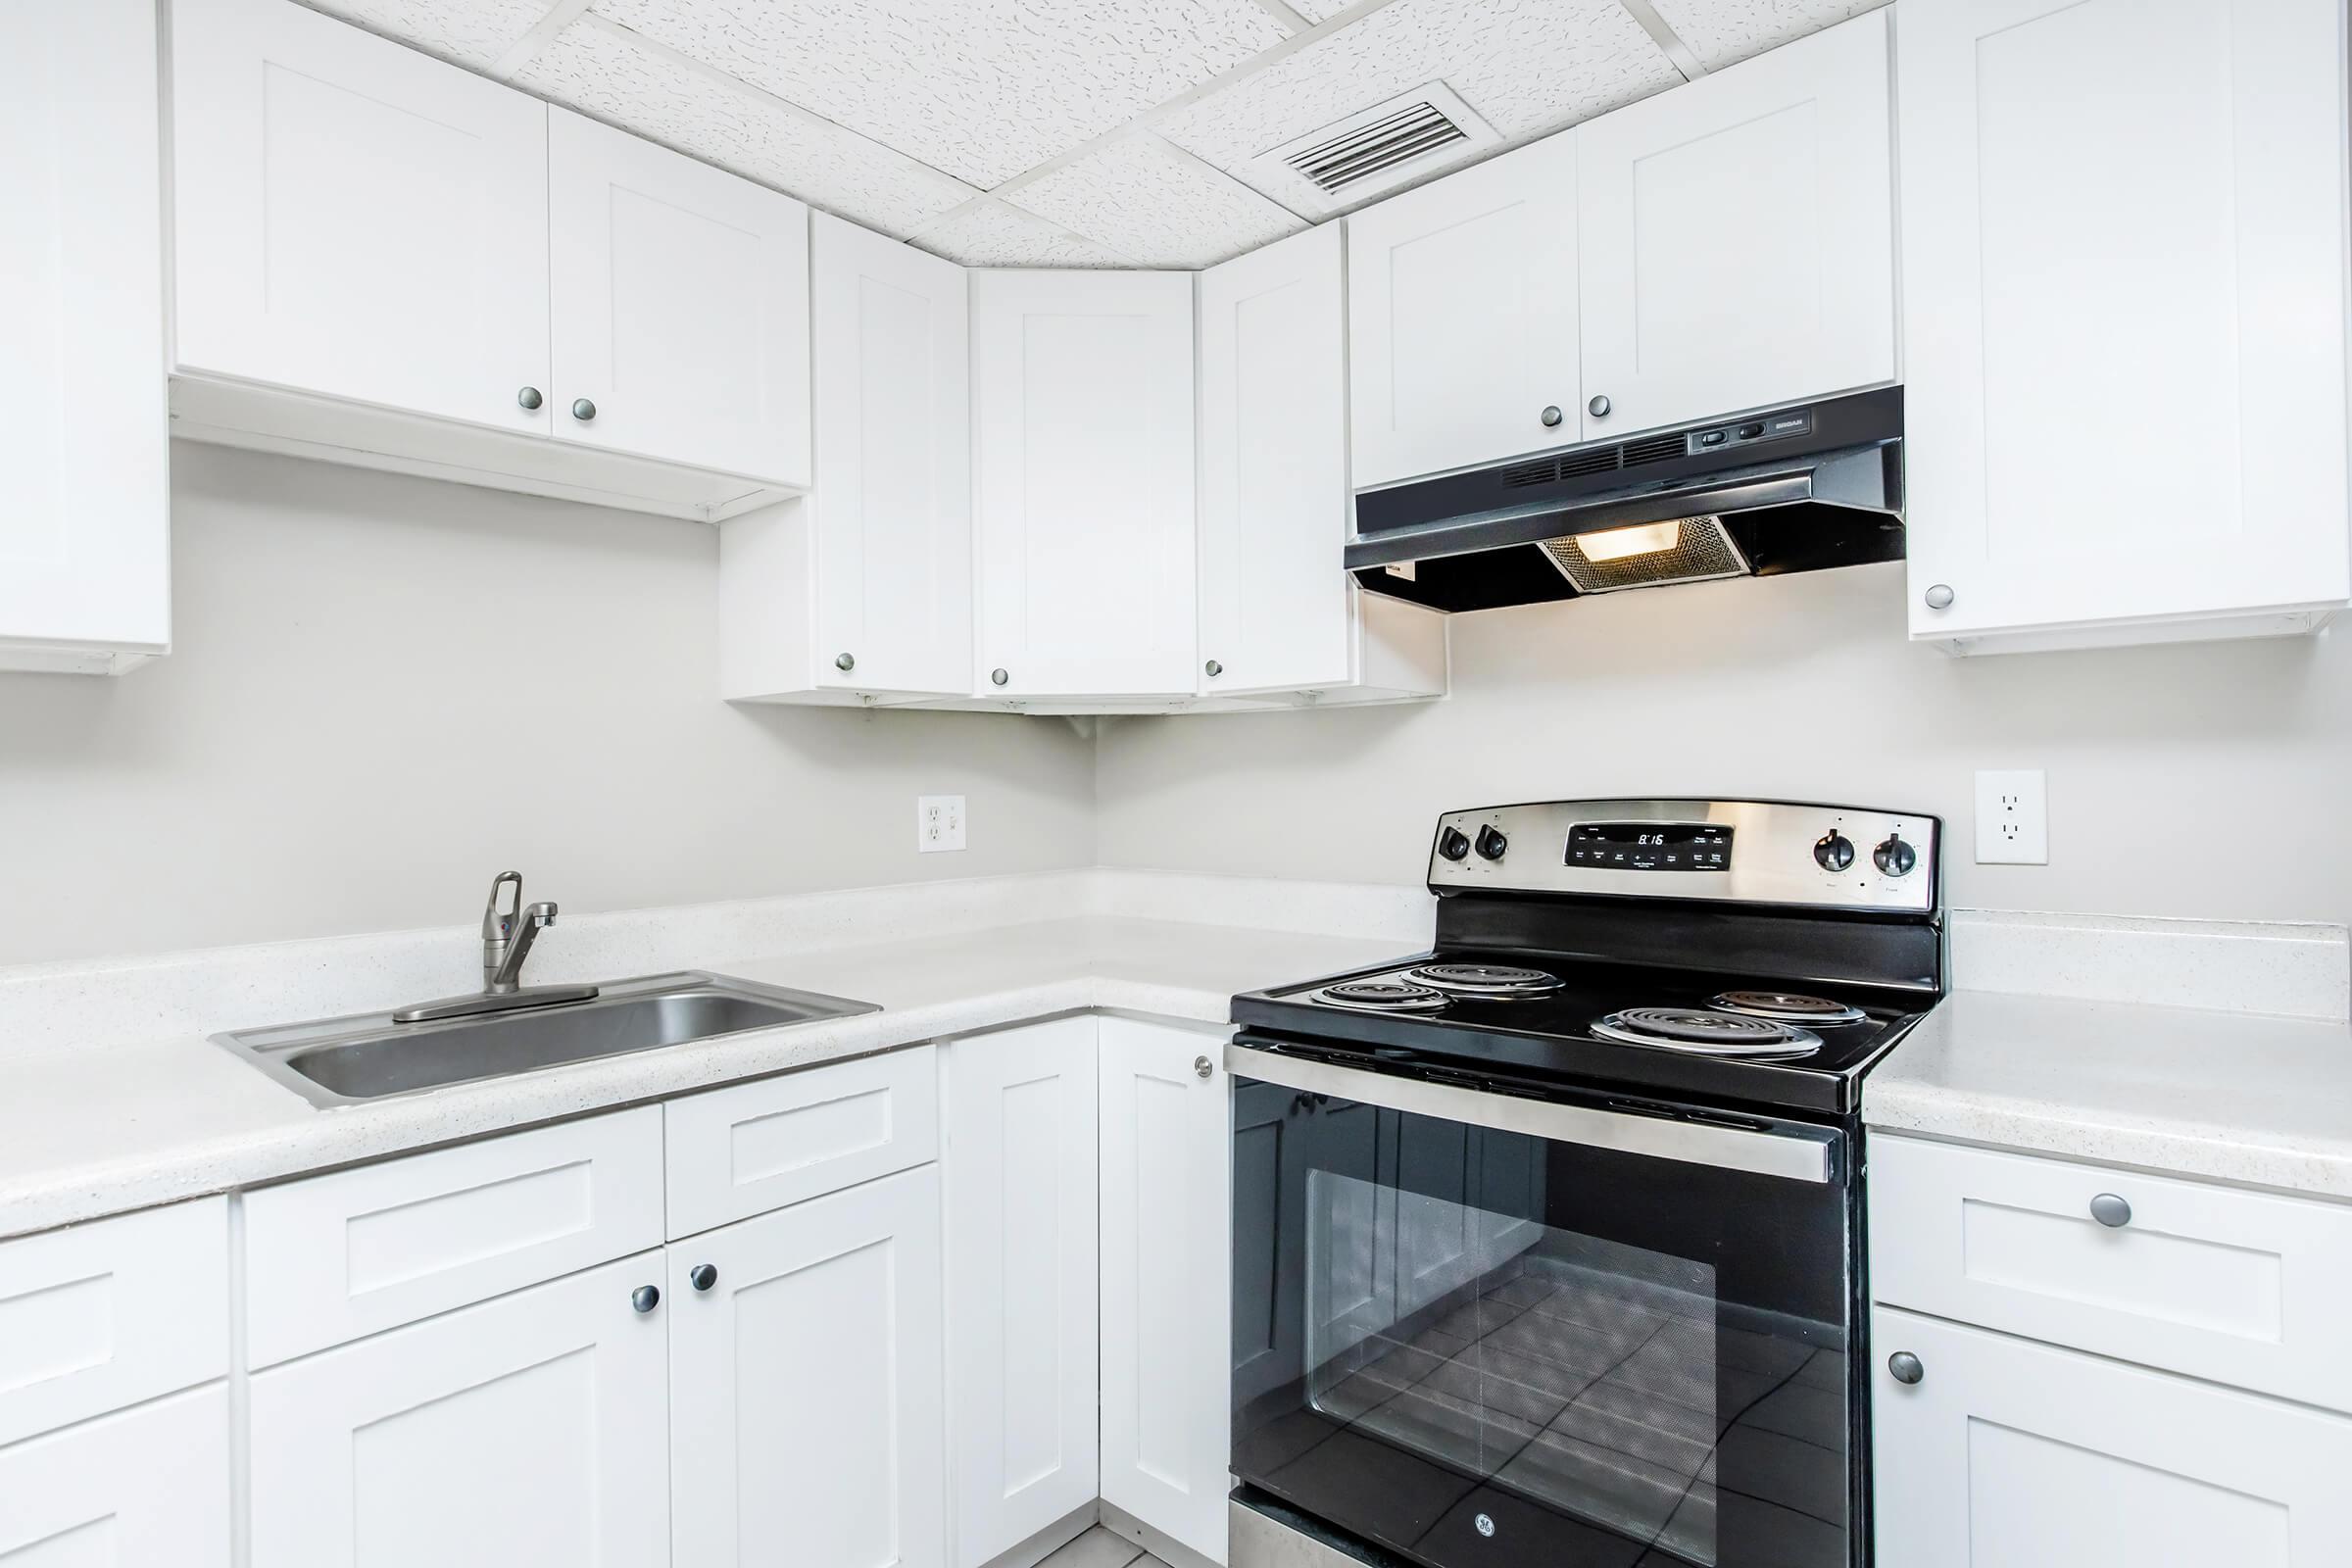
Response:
[1975,769,2047,864]
[918,795,966,854]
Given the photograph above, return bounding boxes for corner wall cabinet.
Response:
[1896,0,2352,653]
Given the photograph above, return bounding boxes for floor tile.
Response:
[1039,1525,1147,1568]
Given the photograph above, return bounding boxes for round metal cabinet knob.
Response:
[835,653,856,672]
[688,1263,718,1292]
[1194,1055,1213,1080]
[516,386,543,411]
[1204,660,1223,678]
[1588,394,1612,418]
[2089,1193,2133,1228]
[571,397,598,422]
[1540,405,1564,428]
[631,1285,662,1314]
[1924,583,1956,611]
[1887,1351,1925,1386]
[990,667,1008,687]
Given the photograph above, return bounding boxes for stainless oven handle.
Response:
[1227,1043,1832,1185]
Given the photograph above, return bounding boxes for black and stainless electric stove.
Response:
[1227,799,1942,1568]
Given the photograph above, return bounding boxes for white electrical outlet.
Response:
[1974,770,2047,864]
[917,795,966,854]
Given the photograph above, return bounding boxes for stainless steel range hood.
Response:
[1348,388,1905,613]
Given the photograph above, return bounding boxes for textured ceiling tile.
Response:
[1283,0,1355,19]
[1157,0,1681,215]
[1008,136,1305,268]
[1646,0,1886,70]
[291,0,552,71]
[909,199,1141,268]
[514,19,981,236]
[590,0,1291,188]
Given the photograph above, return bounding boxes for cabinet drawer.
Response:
[1869,1134,2352,1410]
[0,1383,230,1567]
[0,1198,228,1446]
[244,1107,663,1367]
[665,1046,937,1238]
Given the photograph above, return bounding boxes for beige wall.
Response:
[1094,561,2352,926]
[0,445,1096,964]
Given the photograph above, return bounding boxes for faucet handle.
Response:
[482,871,523,942]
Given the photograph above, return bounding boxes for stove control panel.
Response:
[1428,799,1938,913]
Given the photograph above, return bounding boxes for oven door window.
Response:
[1233,1076,1852,1568]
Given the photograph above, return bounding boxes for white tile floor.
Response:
[1037,1525,1176,1568]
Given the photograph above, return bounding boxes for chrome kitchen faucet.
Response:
[388,871,601,1023]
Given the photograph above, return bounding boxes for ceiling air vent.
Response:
[1250,83,1500,215]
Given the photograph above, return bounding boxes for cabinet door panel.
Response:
[972,271,1196,698]
[1576,9,1894,440]
[172,0,550,434]
[670,1165,946,1568]
[1899,0,2351,640]
[1873,1306,2352,1567]
[250,1253,667,1568]
[1346,134,1580,488]
[1198,225,1353,697]
[0,0,169,668]
[1099,1020,1232,1564]
[0,1387,228,1568]
[811,215,972,695]
[548,108,810,485]
[943,1019,1101,1564]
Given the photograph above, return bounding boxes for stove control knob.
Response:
[1873,834,1918,878]
[1813,831,1855,872]
[1437,826,1472,862]
[1475,826,1509,860]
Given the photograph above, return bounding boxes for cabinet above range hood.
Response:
[1349,388,1904,612]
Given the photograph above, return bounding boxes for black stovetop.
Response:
[1230,948,1933,1118]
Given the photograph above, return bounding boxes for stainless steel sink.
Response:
[214,971,879,1107]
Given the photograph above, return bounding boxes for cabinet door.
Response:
[671,1166,946,1568]
[1898,0,2351,643]
[0,0,170,673]
[1346,133,1580,488]
[0,1386,228,1568]
[972,271,1196,698]
[942,1019,1100,1564]
[171,0,550,435]
[1873,1306,2352,1566]
[549,108,810,485]
[1098,1021,1232,1564]
[1576,9,1894,441]
[810,214,972,695]
[1197,225,1353,698]
[250,1253,668,1568]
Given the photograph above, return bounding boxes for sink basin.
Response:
[214,971,879,1107]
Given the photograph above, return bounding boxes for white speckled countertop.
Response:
[1863,990,2352,1198]
[0,915,1407,1240]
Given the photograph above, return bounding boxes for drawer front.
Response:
[0,1198,229,1446]
[0,1383,231,1567]
[244,1107,663,1368]
[665,1046,937,1238]
[1870,1134,2352,1409]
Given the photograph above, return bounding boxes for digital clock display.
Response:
[1567,822,1732,871]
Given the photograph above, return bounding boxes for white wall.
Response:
[0,445,1095,964]
[1094,563,2352,927]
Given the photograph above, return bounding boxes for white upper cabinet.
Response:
[0,0,171,674]
[972,271,1197,699]
[171,0,551,437]
[1346,133,1581,489]
[1575,9,1895,442]
[1898,0,2352,652]
[548,109,810,487]
[1198,225,1353,697]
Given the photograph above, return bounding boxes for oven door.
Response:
[1230,1038,1856,1568]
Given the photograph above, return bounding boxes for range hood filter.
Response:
[1541,515,1749,594]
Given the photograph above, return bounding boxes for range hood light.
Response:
[1575,519,1683,563]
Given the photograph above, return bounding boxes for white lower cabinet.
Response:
[670,1165,946,1568]
[1873,1306,2352,1566]
[0,1386,229,1567]
[249,1252,670,1568]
